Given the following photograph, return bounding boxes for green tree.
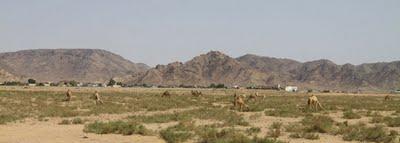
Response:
[28,79,36,84]
[107,79,116,86]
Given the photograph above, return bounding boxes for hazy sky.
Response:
[1,0,399,66]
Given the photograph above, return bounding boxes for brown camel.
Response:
[191,90,203,97]
[307,95,324,111]
[161,91,171,97]
[384,95,392,101]
[233,94,249,111]
[64,89,72,102]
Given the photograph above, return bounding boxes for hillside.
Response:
[126,51,268,86]
[0,49,149,82]
[126,51,400,90]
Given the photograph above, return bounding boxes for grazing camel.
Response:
[307,95,324,111]
[384,95,392,101]
[64,89,72,102]
[93,91,103,105]
[161,91,171,97]
[191,90,203,97]
[233,94,249,111]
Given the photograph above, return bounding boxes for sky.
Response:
[0,0,399,66]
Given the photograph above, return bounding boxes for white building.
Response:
[285,86,298,92]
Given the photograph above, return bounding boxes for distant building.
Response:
[28,84,36,87]
[285,86,298,92]
[43,82,51,87]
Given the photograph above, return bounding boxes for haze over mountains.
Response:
[0,49,399,90]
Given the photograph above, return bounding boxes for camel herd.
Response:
[63,89,392,112]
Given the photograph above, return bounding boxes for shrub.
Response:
[59,119,71,125]
[385,117,400,127]
[301,115,335,133]
[160,121,194,143]
[72,118,84,124]
[343,110,361,119]
[84,121,151,136]
[246,127,261,136]
[302,133,320,140]
[267,122,282,138]
[0,114,20,124]
[338,123,396,142]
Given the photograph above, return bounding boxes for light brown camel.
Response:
[233,94,249,111]
[191,90,203,97]
[161,91,171,97]
[93,91,103,105]
[307,95,324,111]
[64,89,72,102]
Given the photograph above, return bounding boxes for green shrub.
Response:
[343,110,361,119]
[160,121,194,143]
[246,127,261,136]
[84,121,151,135]
[0,114,20,124]
[58,119,71,125]
[385,117,400,127]
[338,123,396,142]
[72,118,84,124]
[301,115,335,133]
[267,122,282,138]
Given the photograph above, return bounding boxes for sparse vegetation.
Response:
[343,109,362,119]
[1,88,400,143]
[84,121,151,136]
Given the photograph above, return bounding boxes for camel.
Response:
[233,94,249,111]
[307,95,324,111]
[161,91,171,97]
[384,94,392,101]
[64,89,72,102]
[93,91,103,105]
[191,90,203,97]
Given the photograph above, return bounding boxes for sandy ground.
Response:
[0,120,164,143]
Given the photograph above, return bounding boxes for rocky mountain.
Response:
[0,49,398,90]
[126,51,268,86]
[126,51,400,90]
[0,49,149,82]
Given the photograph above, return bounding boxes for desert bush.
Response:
[303,133,320,140]
[72,118,84,124]
[84,121,151,135]
[196,127,280,143]
[246,127,261,136]
[58,119,71,125]
[385,116,400,127]
[0,114,20,124]
[343,109,361,119]
[267,122,282,138]
[338,123,396,142]
[301,115,335,133]
[264,108,303,118]
[160,121,195,143]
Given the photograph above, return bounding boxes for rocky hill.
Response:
[0,49,149,82]
[0,49,398,90]
[126,51,267,86]
[126,51,400,90]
